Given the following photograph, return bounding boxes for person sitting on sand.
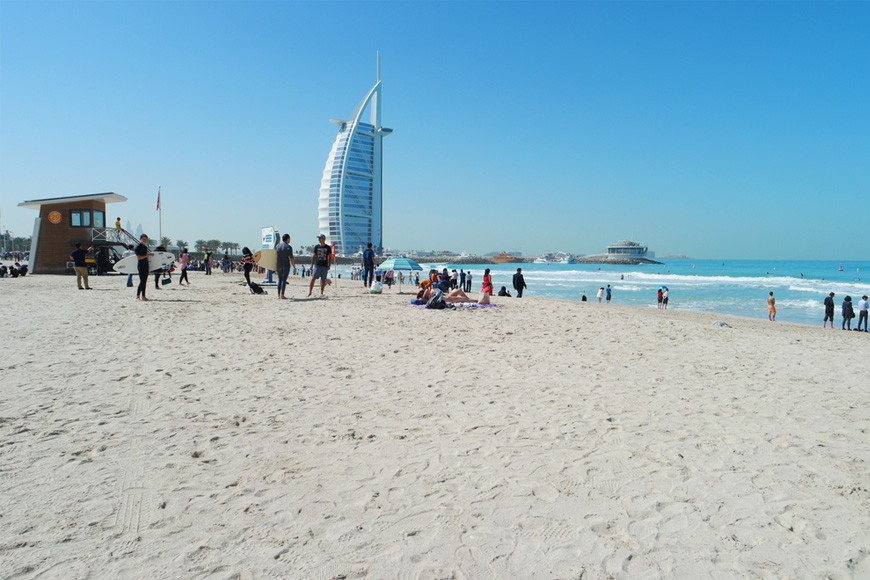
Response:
[416,279,432,299]
[497,286,511,297]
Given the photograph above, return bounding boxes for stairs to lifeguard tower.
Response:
[90,227,140,249]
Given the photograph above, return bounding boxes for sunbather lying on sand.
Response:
[420,286,491,305]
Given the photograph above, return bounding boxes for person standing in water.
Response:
[767,292,776,321]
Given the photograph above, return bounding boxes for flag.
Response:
[156,187,161,211]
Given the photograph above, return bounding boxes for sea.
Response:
[335,259,870,327]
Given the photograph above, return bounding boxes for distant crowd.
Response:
[1,251,27,262]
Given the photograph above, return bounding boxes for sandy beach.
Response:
[1,270,868,580]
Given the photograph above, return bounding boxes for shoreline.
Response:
[3,265,868,331]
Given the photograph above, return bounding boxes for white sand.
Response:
[0,271,868,579]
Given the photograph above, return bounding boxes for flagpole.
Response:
[157,185,162,242]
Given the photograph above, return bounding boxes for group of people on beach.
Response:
[823,292,868,331]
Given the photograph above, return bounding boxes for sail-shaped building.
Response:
[318,61,392,255]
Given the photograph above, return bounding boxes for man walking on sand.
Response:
[361,242,376,288]
[308,234,332,297]
[275,233,296,299]
[512,268,527,298]
[70,243,93,290]
[768,291,776,321]
[823,292,835,328]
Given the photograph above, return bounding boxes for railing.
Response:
[91,227,139,248]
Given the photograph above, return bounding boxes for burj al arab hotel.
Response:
[317,59,392,255]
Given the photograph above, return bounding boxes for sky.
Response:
[1,0,868,260]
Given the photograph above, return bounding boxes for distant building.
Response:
[605,239,649,258]
[317,59,393,255]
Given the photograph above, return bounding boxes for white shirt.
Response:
[859,299,869,312]
[663,290,669,300]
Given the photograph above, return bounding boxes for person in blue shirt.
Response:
[606,285,612,303]
[361,242,377,288]
[69,243,93,290]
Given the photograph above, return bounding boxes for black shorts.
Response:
[824,311,834,321]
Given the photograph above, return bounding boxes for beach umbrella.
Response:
[379,257,423,271]
[378,257,423,292]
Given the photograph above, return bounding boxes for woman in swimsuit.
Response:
[421,286,491,305]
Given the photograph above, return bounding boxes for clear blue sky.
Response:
[1,1,868,259]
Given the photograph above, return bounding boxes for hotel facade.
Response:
[317,70,392,255]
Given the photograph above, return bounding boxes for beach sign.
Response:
[261,227,276,250]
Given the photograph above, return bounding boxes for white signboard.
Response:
[261,227,276,250]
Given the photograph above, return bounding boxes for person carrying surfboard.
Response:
[308,234,332,297]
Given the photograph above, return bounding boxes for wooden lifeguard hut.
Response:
[17,192,136,274]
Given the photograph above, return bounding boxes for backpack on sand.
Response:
[426,290,446,310]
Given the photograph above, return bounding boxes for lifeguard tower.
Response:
[17,192,138,274]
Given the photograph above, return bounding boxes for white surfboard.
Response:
[253,249,278,271]
[113,251,175,274]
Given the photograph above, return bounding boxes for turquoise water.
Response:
[338,259,870,327]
